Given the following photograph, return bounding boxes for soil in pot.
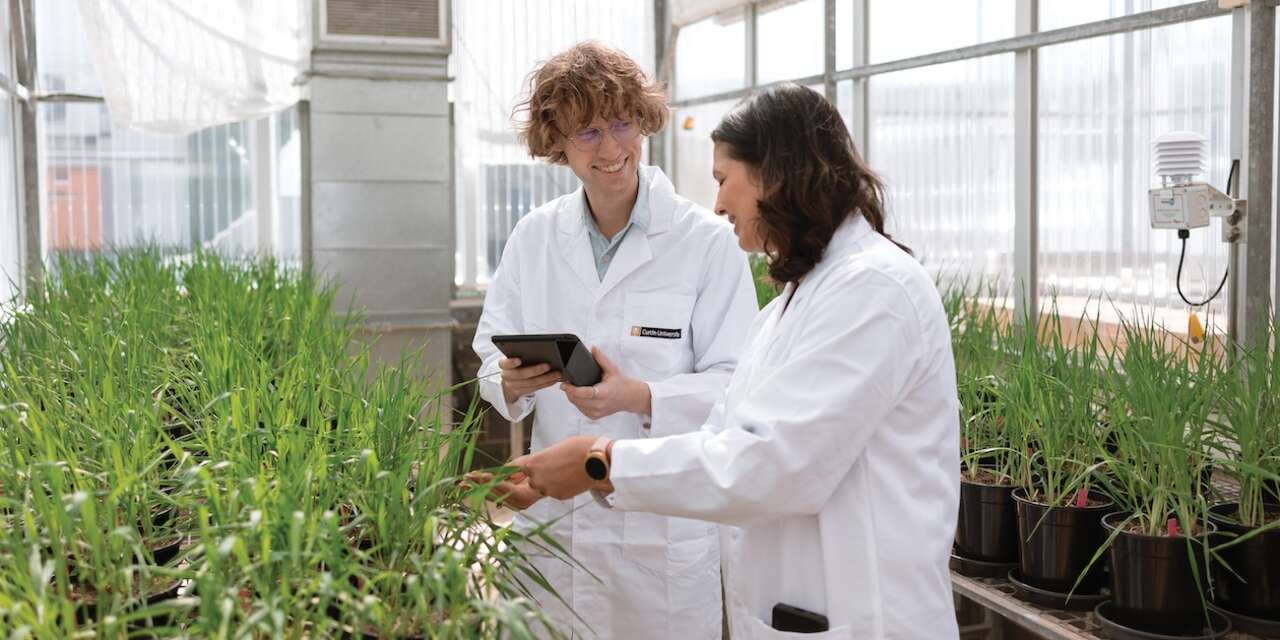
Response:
[1208,502,1280,621]
[1013,487,1112,595]
[1103,512,1216,636]
[955,470,1019,564]
[69,574,182,628]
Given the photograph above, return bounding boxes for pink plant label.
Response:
[1075,486,1090,508]
[1167,518,1180,537]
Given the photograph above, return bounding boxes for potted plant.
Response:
[1090,316,1228,637]
[1001,310,1113,610]
[1208,317,1280,635]
[953,289,1024,574]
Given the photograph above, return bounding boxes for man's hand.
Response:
[512,436,600,501]
[463,471,544,510]
[499,357,561,405]
[561,348,651,420]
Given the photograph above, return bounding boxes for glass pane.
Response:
[1038,14,1232,331]
[273,106,303,265]
[757,0,824,85]
[869,0,1015,63]
[1039,0,1197,31]
[39,101,260,257]
[836,0,855,71]
[836,79,855,139]
[452,0,654,286]
[675,9,747,100]
[673,99,739,211]
[0,96,18,308]
[36,0,102,96]
[869,55,1016,287]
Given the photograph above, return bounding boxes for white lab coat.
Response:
[473,166,758,639]
[609,215,962,639]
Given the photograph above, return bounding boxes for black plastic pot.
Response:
[147,535,185,567]
[1197,466,1215,501]
[1264,478,1280,507]
[955,477,1019,563]
[73,579,181,626]
[1013,488,1112,595]
[1103,512,1216,635]
[1208,502,1280,621]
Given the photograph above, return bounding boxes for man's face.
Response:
[560,117,645,199]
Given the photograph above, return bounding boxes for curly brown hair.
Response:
[514,41,668,164]
[711,83,910,285]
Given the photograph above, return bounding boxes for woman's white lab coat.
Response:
[609,215,961,639]
[473,166,758,638]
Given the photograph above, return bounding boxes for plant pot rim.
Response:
[1102,511,1217,540]
[1206,501,1280,531]
[960,473,1016,488]
[1012,486,1115,510]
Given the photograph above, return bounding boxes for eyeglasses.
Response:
[567,120,640,151]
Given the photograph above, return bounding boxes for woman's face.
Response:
[713,141,766,253]
[560,116,644,200]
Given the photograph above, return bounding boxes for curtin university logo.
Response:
[631,326,682,339]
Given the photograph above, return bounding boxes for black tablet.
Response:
[491,333,603,387]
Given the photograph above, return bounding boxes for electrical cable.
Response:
[1174,159,1236,308]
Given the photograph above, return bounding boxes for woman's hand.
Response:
[499,357,561,404]
[512,435,600,500]
[463,471,544,510]
[561,348,651,420]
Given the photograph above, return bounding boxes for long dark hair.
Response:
[711,83,909,284]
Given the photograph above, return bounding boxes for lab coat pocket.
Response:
[620,292,695,378]
[745,614,851,639]
[623,511,717,575]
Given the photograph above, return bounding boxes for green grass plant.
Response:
[0,250,565,638]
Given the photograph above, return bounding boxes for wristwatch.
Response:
[584,436,614,490]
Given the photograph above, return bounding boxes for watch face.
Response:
[585,456,608,481]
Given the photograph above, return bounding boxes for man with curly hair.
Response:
[472,42,756,638]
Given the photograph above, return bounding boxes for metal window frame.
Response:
[667,0,1276,348]
[13,0,37,295]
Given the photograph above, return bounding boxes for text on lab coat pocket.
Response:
[620,291,695,377]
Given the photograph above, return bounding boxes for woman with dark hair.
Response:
[504,83,961,639]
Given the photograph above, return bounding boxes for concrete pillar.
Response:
[303,0,454,391]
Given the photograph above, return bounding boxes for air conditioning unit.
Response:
[319,0,448,49]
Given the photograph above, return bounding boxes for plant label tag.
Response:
[1167,517,1180,537]
[1188,312,1204,344]
[1075,486,1090,508]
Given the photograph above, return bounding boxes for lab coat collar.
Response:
[554,165,678,296]
[790,214,875,303]
[555,165,675,237]
[827,213,876,256]
[759,215,876,355]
